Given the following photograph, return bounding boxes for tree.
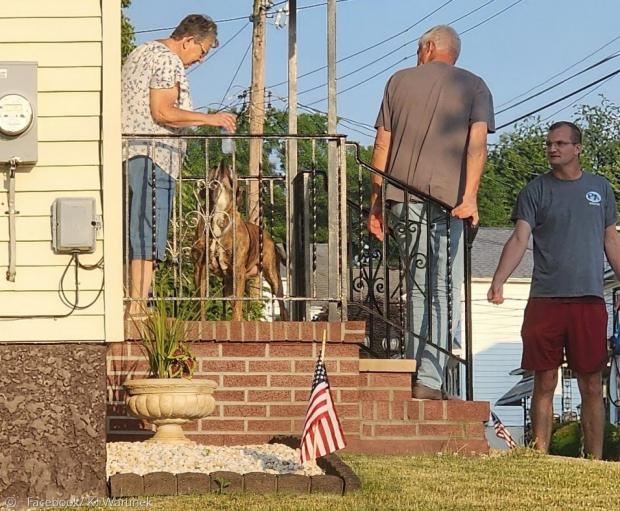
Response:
[161,107,374,317]
[478,97,620,226]
[121,0,136,63]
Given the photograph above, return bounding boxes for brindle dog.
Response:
[191,161,289,321]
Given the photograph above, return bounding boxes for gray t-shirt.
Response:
[122,41,192,178]
[512,171,617,298]
[375,61,495,207]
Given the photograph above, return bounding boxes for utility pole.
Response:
[326,0,339,320]
[248,0,267,226]
[247,0,267,300]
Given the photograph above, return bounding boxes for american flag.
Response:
[300,354,346,464]
[491,411,517,449]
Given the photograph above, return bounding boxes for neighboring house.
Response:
[471,228,535,446]
[0,1,122,341]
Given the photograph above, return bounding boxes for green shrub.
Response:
[549,421,620,460]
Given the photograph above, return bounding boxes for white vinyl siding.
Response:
[471,281,572,432]
[0,0,121,342]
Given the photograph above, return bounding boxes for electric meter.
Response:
[0,61,38,165]
[0,94,34,136]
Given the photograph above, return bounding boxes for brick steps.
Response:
[356,399,489,454]
[357,369,490,455]
[108,322,490,455]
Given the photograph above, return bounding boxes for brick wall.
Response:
[107,320,490,454]
[108,321,365,445]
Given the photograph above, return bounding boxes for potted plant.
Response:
[123,297,217,444]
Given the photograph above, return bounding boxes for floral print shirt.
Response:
[121,41,192,178]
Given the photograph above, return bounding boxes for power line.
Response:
[496,68,620,130]
[496,34,620,109]
[306,56,409,106]
[131,0,353,36]
[268,0,470,89]
[338,118,376,139]
[132,15,249,35]
[457,0,524,37]
[217,41,253,111]
[495,51,620,115]
[539,73,618,124]
[296,0,353,11]
[303,0,525,106]
[188,22,251,75]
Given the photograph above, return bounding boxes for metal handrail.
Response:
[121,133,349,321]
[345,141,473,400]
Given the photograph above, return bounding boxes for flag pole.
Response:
[311,422,318,466]
[312,331,327,465]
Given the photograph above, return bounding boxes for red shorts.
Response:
[521,297,608,374]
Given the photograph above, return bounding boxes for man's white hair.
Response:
[419,25,461,60]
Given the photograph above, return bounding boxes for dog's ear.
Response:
[208,164,218,183]
[236,185,245,208]
[218,159,231,179]
[218,159,235,189]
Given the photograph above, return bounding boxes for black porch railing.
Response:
[122,134,349,322]
[121,133,474,399]
[345,142,474,400]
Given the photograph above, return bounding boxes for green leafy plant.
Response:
[133,297,197,379]
[550,420,620,460]
[213,477,231,494]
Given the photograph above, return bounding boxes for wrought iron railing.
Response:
[121,133,473,399]
[121,134,348,322]
[345,142,474,400]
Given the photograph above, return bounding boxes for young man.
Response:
[122,14,236,316]
[368,25,495,399]
[488,121,620,458]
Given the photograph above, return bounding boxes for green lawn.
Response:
[56,450,620,511]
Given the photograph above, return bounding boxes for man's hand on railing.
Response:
[451,196,479,226]
[368,200,384,242]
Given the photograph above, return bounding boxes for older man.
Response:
[368,25,495,399]
[122,14,236,316]
[489,121,620,459]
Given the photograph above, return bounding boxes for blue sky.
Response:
[126,0,620,146]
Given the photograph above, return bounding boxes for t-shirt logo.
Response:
[586,191,602,205]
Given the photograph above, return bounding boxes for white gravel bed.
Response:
[107,442,324,477]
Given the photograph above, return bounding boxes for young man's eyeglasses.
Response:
[544,141,578,150]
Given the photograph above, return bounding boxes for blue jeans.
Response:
[388,201,464,391]
[127,156,176,261]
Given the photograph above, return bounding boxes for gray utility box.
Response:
[51,198,98,254]
[0,61,38,165]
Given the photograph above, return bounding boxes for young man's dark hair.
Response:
[548,121,582,144]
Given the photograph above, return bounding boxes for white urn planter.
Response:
[124,378,218,444]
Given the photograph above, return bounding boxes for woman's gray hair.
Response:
[419,25,461,60]
[171,14,219,47]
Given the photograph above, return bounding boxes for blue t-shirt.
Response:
[512,171,617,298]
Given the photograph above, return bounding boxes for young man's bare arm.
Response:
[604,224,620,279]
[150,86,236,131]
[487,219,532,304]
[452,121,488,225]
